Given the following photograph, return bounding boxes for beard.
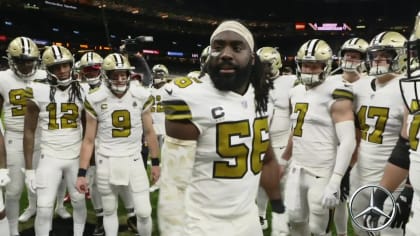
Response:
[208,60,253,92]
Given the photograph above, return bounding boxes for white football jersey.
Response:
[269,75,296,147]
[149,85,167,135]
[355,77,405,170]
[28,81,85,159]
[163,75,270,219]
[0,69,46,132]
[84,84,153,157]
[289,78,354,177]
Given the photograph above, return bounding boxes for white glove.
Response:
[24,169,37,194]
[321,173,341,209]
[0,168,11,187]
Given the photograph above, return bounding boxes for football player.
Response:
[350,31,408,236]
[368,12,420,235]
[23,45,87,236]
[157,20,282,236]
[329,37,369,236]
[0,36,47,235]
[282,39,356,235]
[0,125,11,236]
[76,53,160,236]
[256,46,293,236]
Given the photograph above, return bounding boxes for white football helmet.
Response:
[367,31,407,76]
[6,36,40,79]
[79,52,103,86]
[42,45,74,86]
[152,64,169,84]
[295,39,332,86]
[339,37,368,72]
[256,46,282,79]
[102,53,133,94]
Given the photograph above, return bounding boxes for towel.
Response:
[109,157,130,186]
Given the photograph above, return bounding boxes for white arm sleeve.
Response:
[158,136,197,236]
[333,120,356,177]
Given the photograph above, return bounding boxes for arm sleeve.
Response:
[158,136,197,235]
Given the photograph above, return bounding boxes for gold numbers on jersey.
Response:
[173,77,202,88]
[112,110,131,137]
[9,89,27,116]
[357,105,389,144]
[46,103,79,130]
[292,103,308,137]
[151,95,164,113]
[409,100,420,150]
[409,115,420,150]
[213,117,269,178]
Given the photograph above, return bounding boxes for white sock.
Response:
[35,207,53,236]
[137,216,152,236]
[103,211,119,236]
[5,197,19,234]
[0,217,10,236]
[73,223,85,236]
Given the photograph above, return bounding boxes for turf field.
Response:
[17,187,356,236]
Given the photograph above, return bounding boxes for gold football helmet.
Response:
[79,52,103,86]
[367,31,407,76]
[42,45,74,86]
[102,53,132,94]
[152,64,169,84]
[295,39,332,85]
[256,46,282,79]
[400,12,420,115]
[7,36,40,78]
[200,45,211,70]
[339,37,368,72]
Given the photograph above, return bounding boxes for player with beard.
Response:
[158,20,283,236]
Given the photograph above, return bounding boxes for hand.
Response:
[76,176,88,194]
[390,186,413,229]
[363,188,388,228]
[24,169,36,194]
[0,168,11,187]
[340,167,351,202]
[150,166,161,184]
[321,174,341,208]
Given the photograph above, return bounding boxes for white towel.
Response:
[285,163,302,211]
[109,157,130,186]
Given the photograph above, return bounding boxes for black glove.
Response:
[364,189,388,228]
[390,186,413,229]
[340,167,351,202]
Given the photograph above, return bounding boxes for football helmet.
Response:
[367,31,407,76]
[42,45,74,86]
[152,64,169,84]
[338,37,368,72]
[399,12,420,114]
[200,45,211,70]
[102,53,133,94]
[256,46,282,79]
[295,39,332,86]
[6,36,40,78]
[79,52,103,86]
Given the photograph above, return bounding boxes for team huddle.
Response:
[0,12,419,236]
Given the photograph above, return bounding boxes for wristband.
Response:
[151,158,160,166]
[77,168,87,177]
